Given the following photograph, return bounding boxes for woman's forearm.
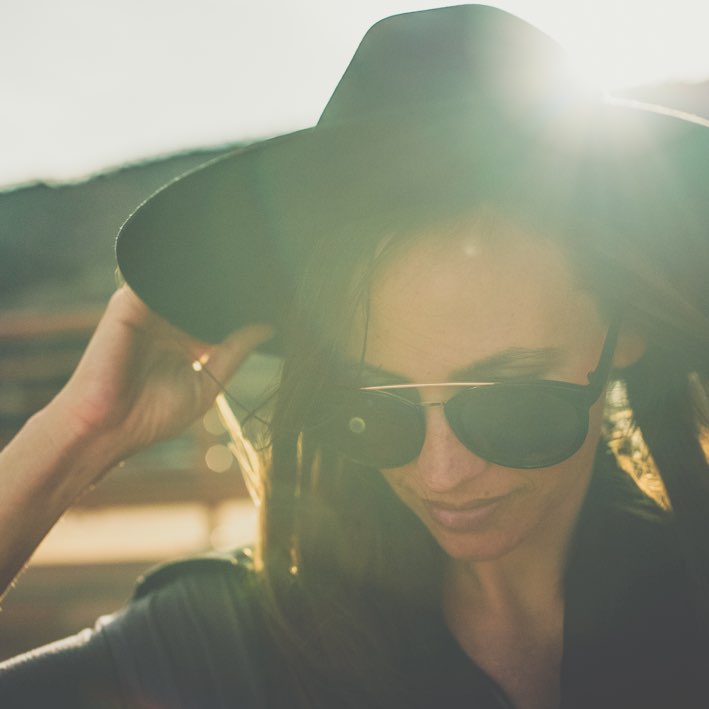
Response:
[0,400,122,597]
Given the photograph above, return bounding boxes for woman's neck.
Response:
[441,468,592,709]
[443,549,566,709]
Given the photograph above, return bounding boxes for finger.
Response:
[113,287,210,353]
[107,285,152,321]
[198,325,275,384]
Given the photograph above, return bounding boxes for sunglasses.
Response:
[309,318,620,469]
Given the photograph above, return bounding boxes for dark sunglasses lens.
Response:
[447,384,589,468]
[312,390,424,468]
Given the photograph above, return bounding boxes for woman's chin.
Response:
[424,521,524,563]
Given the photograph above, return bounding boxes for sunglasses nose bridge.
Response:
[411,402,489,485]
[418,397,463,446]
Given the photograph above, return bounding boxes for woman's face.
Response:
[353,220,618,563]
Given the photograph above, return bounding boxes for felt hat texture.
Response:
[116,4,709,352]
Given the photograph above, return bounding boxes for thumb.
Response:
[197,324,275,385]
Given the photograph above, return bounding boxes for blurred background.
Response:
[1,0,709,660]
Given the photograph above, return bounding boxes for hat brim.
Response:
[116,99,709,353]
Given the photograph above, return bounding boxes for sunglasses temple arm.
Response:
[585,316,622,395]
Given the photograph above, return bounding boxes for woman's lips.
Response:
[424,494,509,532]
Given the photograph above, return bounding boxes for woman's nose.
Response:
[412,406,489,493]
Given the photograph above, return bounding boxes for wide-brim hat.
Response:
[116,4,709,354]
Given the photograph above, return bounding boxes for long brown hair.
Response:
[251,188,709,704]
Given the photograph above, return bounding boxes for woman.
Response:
[1,5,709,708]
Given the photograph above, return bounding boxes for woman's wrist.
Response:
[32,396,127,496]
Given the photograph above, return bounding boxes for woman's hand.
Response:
[52,286,274,468]
[0,287,272,593]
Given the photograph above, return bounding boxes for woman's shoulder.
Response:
[116,545,266,653]
[0,547,275,708]
[131,545,258,601]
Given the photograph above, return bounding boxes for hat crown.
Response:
[318,4,572,126]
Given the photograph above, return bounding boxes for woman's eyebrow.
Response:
[348,347,564,384]
[449,347,564,381]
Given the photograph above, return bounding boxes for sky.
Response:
[3,0,709,189]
